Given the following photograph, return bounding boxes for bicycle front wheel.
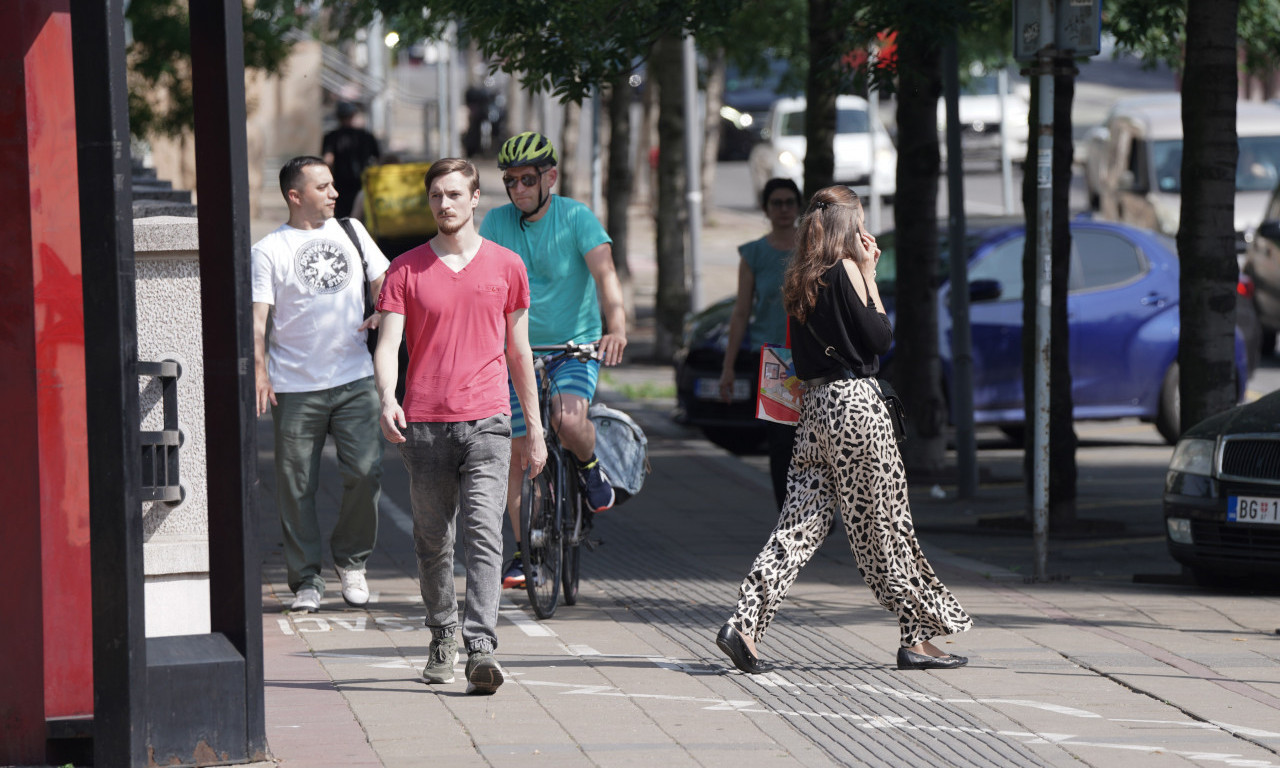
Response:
[520,464,562,619]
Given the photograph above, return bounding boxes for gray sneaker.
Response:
[465,650,504,695]
[421,635,459,684]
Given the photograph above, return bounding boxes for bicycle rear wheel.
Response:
[520,463,561,619]
[561,470,583,605]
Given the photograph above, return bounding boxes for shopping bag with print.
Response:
[755,343,803,425]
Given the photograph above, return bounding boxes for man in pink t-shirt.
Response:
[374,158,545,695]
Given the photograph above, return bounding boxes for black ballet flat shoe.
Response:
[716,623,773,674]
[896,647,968,670]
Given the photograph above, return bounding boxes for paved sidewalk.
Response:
[257,379,1280,767]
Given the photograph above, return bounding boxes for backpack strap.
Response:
[337,217,371,316]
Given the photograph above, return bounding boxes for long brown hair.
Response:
[782,186,865,323]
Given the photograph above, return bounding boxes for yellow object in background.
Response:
[361,162,438,240]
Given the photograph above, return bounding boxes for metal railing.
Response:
[138,359,182,502]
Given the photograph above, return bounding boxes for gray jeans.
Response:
[398,416,511,653]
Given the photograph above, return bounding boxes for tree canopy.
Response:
[127,0,303,138]
[338,0,739,103]
[1107,0,1280,76]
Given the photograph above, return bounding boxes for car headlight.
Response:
[1168,437,1215,476]
[778,150,800,168]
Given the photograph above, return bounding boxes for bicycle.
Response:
[520,341,602,619]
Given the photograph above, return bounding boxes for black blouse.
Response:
[789,260,893,380]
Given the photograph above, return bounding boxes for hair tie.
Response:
[814,201,829,211]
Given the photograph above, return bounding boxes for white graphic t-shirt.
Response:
[251,217,390,393]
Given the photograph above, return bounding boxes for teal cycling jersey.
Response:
[479,195,612,347]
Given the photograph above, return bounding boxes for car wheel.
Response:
[701,425,767,455]
[1262,328,1277,358]
[1156,363,1180,445]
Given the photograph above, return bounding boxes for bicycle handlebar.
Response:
[530,342,599,363]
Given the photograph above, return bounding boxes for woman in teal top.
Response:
[718,178,803,509]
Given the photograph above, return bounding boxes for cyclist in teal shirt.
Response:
[479,132,628,590]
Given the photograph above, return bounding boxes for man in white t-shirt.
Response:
[252,155,391,613]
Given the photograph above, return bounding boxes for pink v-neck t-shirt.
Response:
[377,239,530,422]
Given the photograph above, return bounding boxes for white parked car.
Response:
[1078,93,1181,211]
[748,95,896,202]
[936,71,1030,169]
[1092,95,1280,252]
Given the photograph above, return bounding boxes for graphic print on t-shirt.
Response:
[294,238,354,294]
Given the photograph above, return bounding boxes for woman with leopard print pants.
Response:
[716,186,972,674]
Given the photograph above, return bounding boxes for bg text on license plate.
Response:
[1227,495,1280,525]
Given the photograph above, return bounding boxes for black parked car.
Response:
[1164,389,1280,583]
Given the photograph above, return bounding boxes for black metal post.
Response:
[70,0,147,765]
[188,0,266,756]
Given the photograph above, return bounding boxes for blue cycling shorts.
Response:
[509,355,600,438]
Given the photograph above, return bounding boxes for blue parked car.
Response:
[673,217,1255,453]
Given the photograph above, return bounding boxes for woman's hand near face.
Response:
[858,230,880,281]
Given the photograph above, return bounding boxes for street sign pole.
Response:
[1014,0,1100,580]
[1032,57,1053,581]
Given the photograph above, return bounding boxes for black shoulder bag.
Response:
[337,217,377,357]
[800,321,908,444]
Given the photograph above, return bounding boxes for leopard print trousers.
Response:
[729,378,973,648]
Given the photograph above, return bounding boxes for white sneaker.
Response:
[335,565,369,607]
[290,587,321,613]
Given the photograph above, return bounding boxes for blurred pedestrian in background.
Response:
[719,177,802,510]
[323,101,381,219]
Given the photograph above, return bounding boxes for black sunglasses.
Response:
[502,170,543,189]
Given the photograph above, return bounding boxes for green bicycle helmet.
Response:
[497,131,558,169]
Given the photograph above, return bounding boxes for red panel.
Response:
[0,2,90,760]
[26,6,93,721]
[0,4,50,761]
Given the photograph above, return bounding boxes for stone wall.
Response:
[134,216,210,638]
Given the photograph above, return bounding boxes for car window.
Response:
[779,108,870,137]
[873,229,990,304]
[969,237,1024,302]
[1237,135,1280,192]
[1072,231,1146,291]
[1153,139,1182,193]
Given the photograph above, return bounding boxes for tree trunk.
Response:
[606,75,635,331]
[1049,62,1079,526]
[803,0,838,197]
[702,47,726,215]
[653,33,689,361]
[891,34,947,474]
[1019,64,1080,529]
[1179,0,1241,434]
[559,100,581,200]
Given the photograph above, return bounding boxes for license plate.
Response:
[694,377,751,401]
[1227,495,1280,525]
